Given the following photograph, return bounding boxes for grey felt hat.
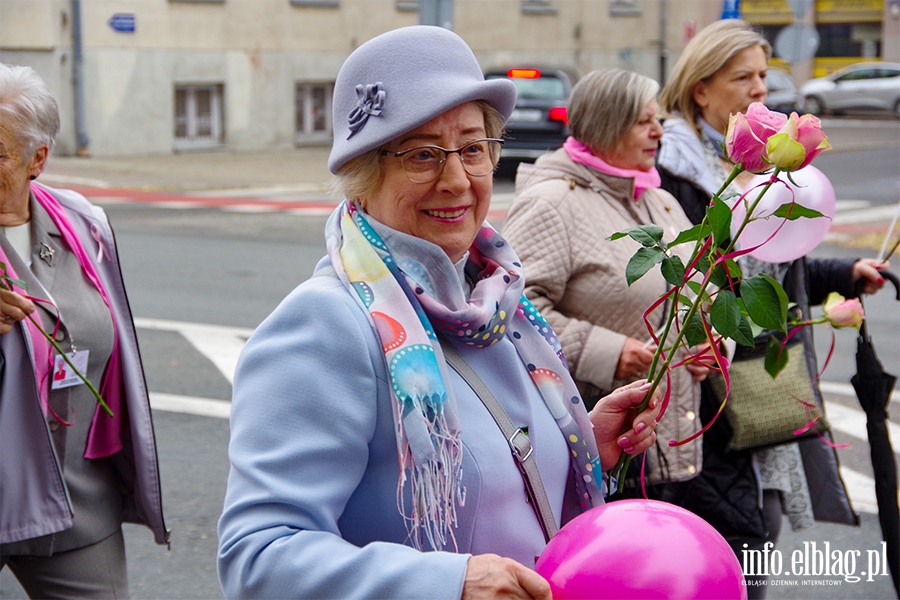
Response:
[328,26,517,174]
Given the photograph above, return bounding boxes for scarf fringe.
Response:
[396,414,463,551]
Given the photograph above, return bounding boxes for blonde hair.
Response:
[332,100,505,202]
[659,20,771,133]
[568,68,659,155]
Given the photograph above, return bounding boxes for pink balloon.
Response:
[730,166,836,263]
[535,499,747,600]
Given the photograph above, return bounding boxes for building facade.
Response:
[1,0,896,157]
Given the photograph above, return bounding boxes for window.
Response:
[289,0,339,6]
[836,68,878,82]
[295,83,333,144]
[522,0,556,14]
[610,0,641,16]
[169,0,225,3]
[174,85,223,149]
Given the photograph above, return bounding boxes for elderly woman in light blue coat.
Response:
[217,26,661,600]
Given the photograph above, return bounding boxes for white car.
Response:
[800,62,900,116]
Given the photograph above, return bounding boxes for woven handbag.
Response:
[709,336,829,451]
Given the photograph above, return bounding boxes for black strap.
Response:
[440,340,559,542]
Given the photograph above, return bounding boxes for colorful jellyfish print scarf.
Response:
[325,201,604,551]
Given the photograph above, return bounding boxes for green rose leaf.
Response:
[771,203,826,221]
[668,223,708,248]
[685,281,712,304]
[733,316,756,347]
[625,247,666,286]
[660,255,686,286]
[608,224,664,248]
[764,336,789,378]
[696,254,711,277]
[708,196,733,247]
[683,311,708,347]
[741,275,788,332]
[710,290,742,338]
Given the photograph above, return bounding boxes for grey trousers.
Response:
[1,529,129,599]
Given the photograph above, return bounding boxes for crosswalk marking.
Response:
[825,402,900,454]
[134,317,252,384]
[137,318,897,514]
[150,392,231,419]
[838,467,880,515]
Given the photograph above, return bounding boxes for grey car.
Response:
[800,62,900,116]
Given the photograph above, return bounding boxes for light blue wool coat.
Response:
[217,234,588,599]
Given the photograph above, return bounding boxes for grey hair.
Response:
[568,68,660,155]
[0,63,60,158]
[659,19,772,133]
[332,100,505,202]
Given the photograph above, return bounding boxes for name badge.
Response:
[51,350,90,389]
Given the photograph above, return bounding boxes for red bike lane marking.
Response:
[71,185,511,221]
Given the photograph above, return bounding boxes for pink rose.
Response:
[766,116,807,171]
[793,113,832,170]
[766,113,832,171]
[822,292,865,329]
[725,102,787,173]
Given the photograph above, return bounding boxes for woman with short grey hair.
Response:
[503,68,707,496]
[567,68,660,156]
[0,63,167,598]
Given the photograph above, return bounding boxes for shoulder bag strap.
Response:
[440,339,559,542]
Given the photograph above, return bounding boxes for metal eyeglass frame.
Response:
[380,138,505,183]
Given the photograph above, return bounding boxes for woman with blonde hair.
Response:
[655,19,887,598]
[503,68,707,495]
[217,28,661,599]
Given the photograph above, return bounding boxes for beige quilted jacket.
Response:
[503,148,702,484]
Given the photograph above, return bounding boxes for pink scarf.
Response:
[563,136,661,201]
[0,184,124,459]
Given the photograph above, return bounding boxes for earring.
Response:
[30,175,37,180]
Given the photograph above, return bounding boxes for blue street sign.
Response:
[721,0,741,19]
[108,13,135,33]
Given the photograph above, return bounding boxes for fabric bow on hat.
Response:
[347,82,385,139]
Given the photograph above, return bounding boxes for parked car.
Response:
[800,62,900,116]
[765,68,802,114]
[484,68,573,163]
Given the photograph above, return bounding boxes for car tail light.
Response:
[508,68,541,79]
[548,106,568,125]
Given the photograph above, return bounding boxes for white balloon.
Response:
[730,166,836,263]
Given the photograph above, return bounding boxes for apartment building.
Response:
[1,0,896,157]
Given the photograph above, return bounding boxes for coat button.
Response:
[48,420,61,432]
[686,464,697,474]
[685,410,696,421]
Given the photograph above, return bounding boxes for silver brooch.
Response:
[39,242,56,266]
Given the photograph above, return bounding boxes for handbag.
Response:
[709,334,829,451]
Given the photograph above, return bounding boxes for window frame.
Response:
[174,84,224,150]
[295,81,334,146]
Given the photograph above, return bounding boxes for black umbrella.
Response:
[850,270,900,597]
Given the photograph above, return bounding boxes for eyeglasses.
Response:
[381,138,504,183]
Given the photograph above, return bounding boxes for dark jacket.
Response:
[653,164,858,541]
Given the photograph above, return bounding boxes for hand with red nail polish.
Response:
[590,380,662,470]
